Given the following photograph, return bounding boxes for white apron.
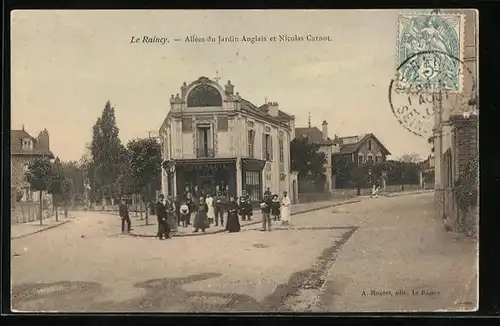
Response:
[206,197,215,218]
[281,196,292,223]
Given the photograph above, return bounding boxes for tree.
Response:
[61,161,85,202]
[290,137,327,181]
[90,101,125,203]
[332,155,355,188]
[49,158,75,220]
[399,153,422,164]
[49,157,64,221]
[126,137,163,224]
[24,157,53,225]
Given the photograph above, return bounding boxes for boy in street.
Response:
[119,198,132,233]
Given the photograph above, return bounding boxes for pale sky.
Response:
[11,9,437,162]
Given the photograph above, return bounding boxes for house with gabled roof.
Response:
[11,126,54,204]
[333,133,391,166]
[294,120,338,193]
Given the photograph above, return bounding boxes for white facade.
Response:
[159,77,295,201]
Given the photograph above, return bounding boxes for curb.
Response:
[11,219,73,240]
[129,199,362,238]
[381,190,434,197]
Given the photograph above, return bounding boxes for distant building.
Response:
[159,77,298,203]
[11,126,54,205]
[333,133,391,165]
[295,120,336,193]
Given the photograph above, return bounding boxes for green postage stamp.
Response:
[396,13,465,93]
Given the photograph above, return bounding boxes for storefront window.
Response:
[245,171,261,202]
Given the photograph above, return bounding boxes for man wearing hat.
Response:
[156,194,170,240]
[119,197,132,233]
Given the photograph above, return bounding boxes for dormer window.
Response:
[22,138,33,150]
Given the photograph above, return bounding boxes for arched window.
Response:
[367,153,374,163]
[186,84,223,107]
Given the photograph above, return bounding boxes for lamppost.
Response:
[166,160,176,197]
[166,160,178,233]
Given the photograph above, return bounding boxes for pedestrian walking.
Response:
[206,194,215,225]
[175,195,182,226]
[156,194,170,240]
[271,194,281,221]
[260,193,273,231]
[119,198,132,233]
[280,191,292,226]
[264,187,272,198]
[214,192,225,227]
[186,193,195,226]
[193,196,208,233]
[179,201,190,227]
[225,196,241,233]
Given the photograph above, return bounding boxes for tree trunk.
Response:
[64,201,68,218]
[55,205,59,222]
[140,198,143,219]
[145,185,150,226]
[39,191,43,225]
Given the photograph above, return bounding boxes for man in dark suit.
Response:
[214,191,225,227]
[119,198,132,233]
[260,193,273,232]
[156,194,170,240]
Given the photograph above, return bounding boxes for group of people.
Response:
[118,188,293,239]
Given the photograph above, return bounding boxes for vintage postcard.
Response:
[10,9,478,313]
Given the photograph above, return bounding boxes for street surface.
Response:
[11,192,477,312]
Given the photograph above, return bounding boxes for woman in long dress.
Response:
[280,191,292,226]
[206,194,215,225]
[193,197,208,233]
[225,196,241,233]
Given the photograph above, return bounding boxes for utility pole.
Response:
[308,112,311,128]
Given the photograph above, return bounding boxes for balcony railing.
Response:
[196,148,215,158]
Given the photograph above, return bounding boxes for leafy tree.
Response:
[24,157,53,225]
[90,101,125,203]
[61,161,85,201]
[332,155,355,188]
[290,137,327,181]
[49,158,75,220]
[126,137,163,223]
[399,153,422,164]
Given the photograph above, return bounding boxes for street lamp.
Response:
[165,160,178,234]
[166,160,175,197]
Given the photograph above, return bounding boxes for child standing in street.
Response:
[271,194,281,221]
[179,201,190,227]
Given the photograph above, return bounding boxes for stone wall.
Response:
[11,202,53,224]
[298,184,423,203]
[450,115,479,236]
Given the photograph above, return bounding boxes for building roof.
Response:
[11,129,54,157]
[240,98,293,123]
[333,133,391,156]
[294,127,334,146]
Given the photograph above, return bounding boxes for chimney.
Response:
[322,120,328,140]
[225,80,234,95]
[267,102,279,117]
[37,128,50,150]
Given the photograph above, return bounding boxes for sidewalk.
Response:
[11,218,74,240]
[129,198,362,238]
